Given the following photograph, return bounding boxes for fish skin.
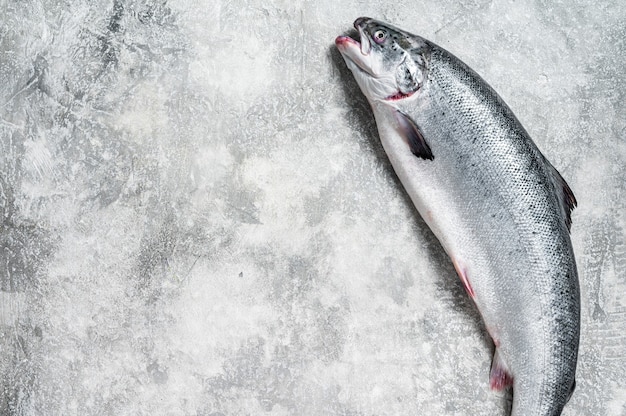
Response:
[336,18,580,416]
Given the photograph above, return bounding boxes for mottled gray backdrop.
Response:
[1,0,624,415]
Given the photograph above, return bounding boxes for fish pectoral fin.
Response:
[489,349,513,391]
[393,109,434,160]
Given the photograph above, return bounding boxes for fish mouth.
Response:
[335,18,375,76]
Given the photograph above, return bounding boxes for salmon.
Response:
[336,17,580,416]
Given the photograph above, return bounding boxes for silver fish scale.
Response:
[409,44,580,415]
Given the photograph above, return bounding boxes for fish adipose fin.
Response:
[566,379,576,403]
[489,349,513,391]
[394,109,434,160]
[545,160,577,231]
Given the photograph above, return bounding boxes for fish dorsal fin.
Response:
[393,109,434,160]
[545,159,577,231]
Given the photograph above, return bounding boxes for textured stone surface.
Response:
[0,0,624,415]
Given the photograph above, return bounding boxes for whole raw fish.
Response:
[336,17,579,416]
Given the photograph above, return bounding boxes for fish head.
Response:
[336,17,430,102]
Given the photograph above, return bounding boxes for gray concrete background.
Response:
[0,0,624,415]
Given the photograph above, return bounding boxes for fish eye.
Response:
[373,29,387,44]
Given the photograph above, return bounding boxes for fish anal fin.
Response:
[489,349,513,391]
[546,160,577,231]
[393,109,433,160]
